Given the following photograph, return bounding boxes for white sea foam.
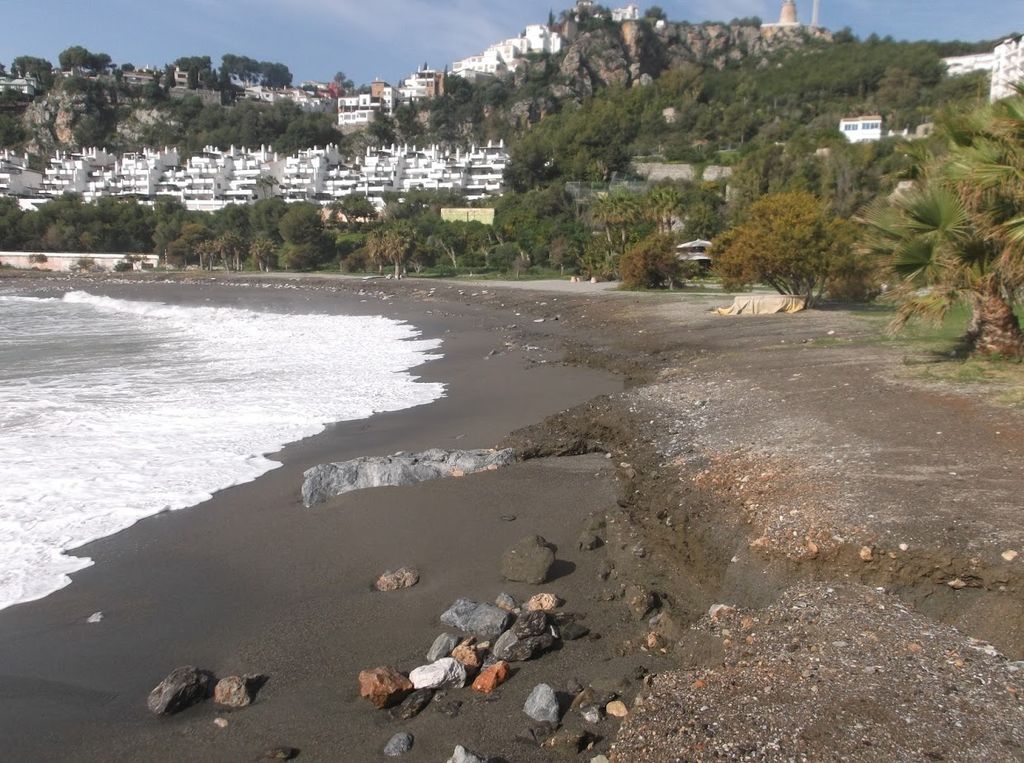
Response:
[0,291,445,610]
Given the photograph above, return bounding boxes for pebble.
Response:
[375,567,420,592]
[213,717,228,728]
[86,611,103,624]
[384,732,413,757]
[495,592,519,612]
[1003,550,1019,562]
[525,593,562,611]
[447,745,486,763]
[392,688,434,720]
[859,546,874,561]
[605,700,629,718]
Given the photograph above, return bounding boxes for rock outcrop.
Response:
[302,448,515,507]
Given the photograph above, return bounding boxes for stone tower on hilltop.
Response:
[779,0,799,25]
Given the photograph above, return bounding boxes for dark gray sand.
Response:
[0,280,628,761]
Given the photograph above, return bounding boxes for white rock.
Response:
[1002,550,1019,562]
[86,611,103,624]
[409,658,466,690]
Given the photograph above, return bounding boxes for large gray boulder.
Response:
[440,598,514,640]
[302,448,516,507]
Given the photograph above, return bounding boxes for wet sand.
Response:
[0,279,628,761]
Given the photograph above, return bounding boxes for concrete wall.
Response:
[0,252,159,272]
[633,163,734,183]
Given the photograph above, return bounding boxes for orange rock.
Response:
[693,679,706,689]
[859,546,874,562]
[472,661,510,693]
[451,639,483,671]
[358,667,413,709]
[525,593,562,612]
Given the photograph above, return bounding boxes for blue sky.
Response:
[0,0,1020,84]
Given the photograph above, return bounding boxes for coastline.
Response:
[0,276,625,761]
[3,271,1024,760]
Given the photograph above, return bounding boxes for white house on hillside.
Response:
[611,5,640,22]
[839,116,883,143]
[992,36,1024,101]
[453,24,563,78]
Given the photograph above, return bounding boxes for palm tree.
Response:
[859,93,1024,357]
[591,191,643,265]
[249,236,278,272]
[645,185,683,234]
[366,226,410,278]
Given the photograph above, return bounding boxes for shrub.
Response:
[620,234,687,289]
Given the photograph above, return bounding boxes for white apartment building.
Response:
[611,5,640,22]
[6,142,509,210]
[0,151,43,197]
[116,148,181,197]
[942,36,1024,102]
[839,116,883,143]
[942,51,996,77]
[40,148,117,199]
[453,24,563,77]
[992,36,1024,101]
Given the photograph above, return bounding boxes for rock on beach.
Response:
[147,666,213,715]
[426,632,460,662]
[524,683,560,724]
[440,598,514,640]
[358,666,413,709]
[375,567,420,592]
[302,448,515,507]
[501,535,556,584]
[409,658,467,690]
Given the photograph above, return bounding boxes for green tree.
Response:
[715,191,854,306]
[58,46,111,73]
[279,204,330,270]
[11,56,54,90]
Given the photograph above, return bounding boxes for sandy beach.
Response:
[0,277,627,761]
[3,271,1024,761]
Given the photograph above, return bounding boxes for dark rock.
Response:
[302,448,516,507]
[147,666,213,715]
[512,610,549,638]
[560,623,591,641]
[501,535,556,584]
[441,598,514,640]
[524,683,560,724]
[426,632,460,662]
[384,732,413,757]
[391,689,434,720]
[263,747,299,760]
[578,531,603,551]
[626,584,657,620]
[543,727,591,752]
[434,698,463,717]
[493,630,555,661]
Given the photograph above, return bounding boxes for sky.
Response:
[0,0,1020,85]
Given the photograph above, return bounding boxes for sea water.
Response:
[0,290,445,610]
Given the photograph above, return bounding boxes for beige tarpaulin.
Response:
[714,294,807,315]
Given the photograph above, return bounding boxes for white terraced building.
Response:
[452,24,563,77]
[2,142,510,210]
[942,35,1024,102]
[0,151,44,199]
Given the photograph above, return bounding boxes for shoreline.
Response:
[3,271,1024,759]
[0,276,626,761]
